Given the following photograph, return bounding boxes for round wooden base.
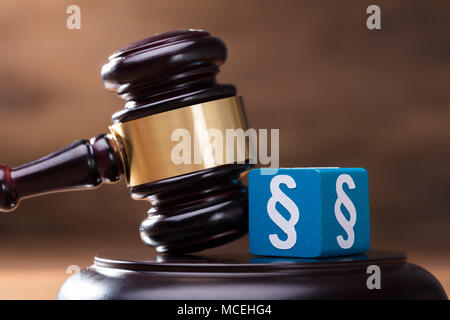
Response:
[57,250,447,300]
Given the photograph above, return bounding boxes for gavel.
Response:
[0,30,253,254]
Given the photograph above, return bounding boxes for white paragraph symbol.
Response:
[335,174,357,249]
[267,175,299,249]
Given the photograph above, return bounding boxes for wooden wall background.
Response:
[0,0,449,255]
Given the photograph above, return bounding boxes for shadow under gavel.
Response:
[0,30,252,254]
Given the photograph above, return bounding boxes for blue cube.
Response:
[249,168,370,258]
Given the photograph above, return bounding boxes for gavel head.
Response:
[101,30,252,253]
[0,30,252,254]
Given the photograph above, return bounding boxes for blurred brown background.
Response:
[0,0,449,298]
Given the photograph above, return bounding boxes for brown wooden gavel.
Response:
[0,30,252,254]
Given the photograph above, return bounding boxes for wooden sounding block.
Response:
[249,168,370,258]
[57,250,447,300]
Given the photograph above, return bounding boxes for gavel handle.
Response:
[0,134,123,212]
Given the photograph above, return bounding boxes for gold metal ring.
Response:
[109,96,249,187]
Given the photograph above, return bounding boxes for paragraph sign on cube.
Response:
[249,168,370,258]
